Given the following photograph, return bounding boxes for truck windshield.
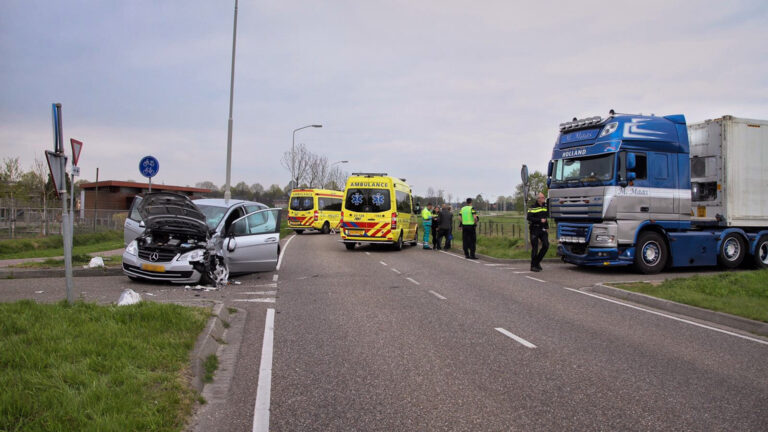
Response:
[345,188,391,213]
[552,154,615,185]
[290,196,314,211]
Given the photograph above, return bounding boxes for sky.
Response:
[2,0,767,202]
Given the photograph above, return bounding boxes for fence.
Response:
[0,207,128,239]
[450,218,529,238]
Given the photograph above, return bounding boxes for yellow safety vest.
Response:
[460,205,475,225]
[421,208,432,221]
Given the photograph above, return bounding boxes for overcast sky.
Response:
[2,0,766,201]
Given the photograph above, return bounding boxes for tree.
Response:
[232,181,250,199]
[513,171,548,211]
[250,183,264,202]
[280,143,313,187]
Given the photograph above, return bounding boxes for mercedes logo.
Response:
[149,252,159,262]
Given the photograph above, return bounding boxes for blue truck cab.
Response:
[547,111,768,274]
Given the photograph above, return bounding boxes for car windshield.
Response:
[290,196,314,211]
[196,205,228,229]
[345,188,391,213]
[553,154,615,185]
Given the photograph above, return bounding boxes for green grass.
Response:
[0,230,124,260]
[0,300,209,432]
[614,269,768,323]
[203,355,219,383]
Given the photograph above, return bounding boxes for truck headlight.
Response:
[125,240,138,256]
[596,235,615,243]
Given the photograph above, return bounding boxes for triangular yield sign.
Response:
[45,150,67,198]
[70,139,83,166]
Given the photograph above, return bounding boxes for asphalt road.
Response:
[1,233,767,431]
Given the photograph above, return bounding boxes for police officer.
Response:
[460,198,479,259]
[527,192,549,272]
[421,203,434,249]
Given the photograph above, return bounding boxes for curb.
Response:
[0,267,124,279]
[590,283,768,337]
[188,302,235,393]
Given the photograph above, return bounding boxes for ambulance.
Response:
[340,173,419,250]
[287,189,344,234]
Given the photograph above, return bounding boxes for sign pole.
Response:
[521,164,530,251]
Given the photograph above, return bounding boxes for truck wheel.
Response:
[392,232,404,251]
[753,236,768,269]
[718,233,746,269]
[344,242,355,250]
[321,222,330,234]
[634,231,667,274]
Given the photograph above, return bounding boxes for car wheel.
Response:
[753,235,768,269]
[321,222,330,234]
[392,231,404,251]
[718,232,746,269]
[294,230,304,235]
[344,242,355,250]
[634,231,667,274]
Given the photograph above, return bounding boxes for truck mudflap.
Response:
[558,244,635,267]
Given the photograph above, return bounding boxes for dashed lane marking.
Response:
[525,276,546,283]
[380,261,388,266]
[495,328,537,348]
[406,277,421,285]
[240,291,277,295]
[391,268,402,275]
[428,290,447,300]
[365,252,371,256]
[513,271,532,274]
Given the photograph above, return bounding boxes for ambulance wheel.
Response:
[634,231,667,274]
[411,228,419,246]
[344,242,355,250]
[392,232,404,251]
[753,235,768,269]
[718,232,745,269]
[321,222,330,234]
[294,230,304,235]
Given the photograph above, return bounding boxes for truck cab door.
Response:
[649,152,676,217]
[616,152,650,220]
[223,209,281,273]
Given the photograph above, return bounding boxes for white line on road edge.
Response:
[272,274,278,282]
[252,309,275,432]
[240,291,277,295]
[428,290,447,300]
[365,252,371,256]
[564,287,768,347]
[380,261,388,266]
[406,277,421,285]
[495,328,537,348]
[484,263,506,266]
[391,268,402,275]
[439,250,481,264]
[502,267,519,270]
[247,283,278,288]
[525,276,546,283]
[234,298,276,303]
[513,271,532,274]
[276,234,296,271]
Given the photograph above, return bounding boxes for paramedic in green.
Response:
[460,198,479,259]
[527,192,549,272]
[421,203,434,249]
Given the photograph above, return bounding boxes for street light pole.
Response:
[224,0,239,204]
[291,124,322,188]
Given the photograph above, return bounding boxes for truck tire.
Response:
[634,231,667,274]
[344,242,355,250]
[718,232,746,269]
[321,222,330,234]
[753,236,768,269]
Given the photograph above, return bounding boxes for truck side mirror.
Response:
[627,172,636,181]
[547,160,553,177]
[546,178,551,187]
[626,153,636,170]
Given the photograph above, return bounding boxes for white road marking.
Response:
[406,277,421,285]
[391,268,402,275]
[564,287,768,347]
[484,263,506,266]
[276,235,296,271]
[240,291,277,295]
[428,290,447,300]
[252,309,275,432]
[439,250,481,264]
[234,298,276,303]
[502,267,519,270]
[272,274,278,282]
[495,328,537,348]
[365,252,371,256]
[525,276,546,283]
[380,261,388,266]
[247,283,277,288]
[513,271,532,274]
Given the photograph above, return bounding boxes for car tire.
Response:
[718,232,746,269]
[321,222,330,234]
[753,235,768,269]
[344,242,355,250]
[392,231,404,251]
[634,231,667,274]
[294,230,304,235]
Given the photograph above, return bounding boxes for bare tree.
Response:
[426,187,435,200]
[306,153,330,188]
[325,166,347,190]
[31,155,51,234]
[280,143,313,188]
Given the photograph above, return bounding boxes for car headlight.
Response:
[179,249,205,262]
[125,240,138,256]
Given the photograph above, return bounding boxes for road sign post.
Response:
[49,103,74,304]
[139,156,159,192]
[522,164,530,251]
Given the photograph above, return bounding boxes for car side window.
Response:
[231,209,280,236]
[222,206,245,233]
[128,196,143,221]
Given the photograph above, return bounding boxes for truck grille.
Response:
[138,248,178,263]
[557,223,592,244]
[550,196,603,219]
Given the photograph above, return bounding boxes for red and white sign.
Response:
[70,138,83,166]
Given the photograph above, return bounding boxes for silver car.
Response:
[122,193,281,284]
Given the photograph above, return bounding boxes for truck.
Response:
[547,112,768,274]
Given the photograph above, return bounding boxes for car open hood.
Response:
[137,192,209,237]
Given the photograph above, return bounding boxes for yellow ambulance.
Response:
[340,173,419,250]
[288,189,344,234]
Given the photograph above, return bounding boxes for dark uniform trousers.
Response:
[462,225,477,258]
[530,228,549,268]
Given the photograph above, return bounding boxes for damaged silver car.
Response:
[122,192,281,285]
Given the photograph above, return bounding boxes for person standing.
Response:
[421,203,434,249]
[436,204,453,250]
[460,198,479,259]
[431,205,440,250]
[527,192,549,272]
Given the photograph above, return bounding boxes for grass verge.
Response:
[203,355,219,383]
[424,222,558,260]
[0,300,209,431]
[0,230,124,260]
[613,269,768,323]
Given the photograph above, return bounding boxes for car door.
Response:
[124,196,144,245]
[223,209,282,273]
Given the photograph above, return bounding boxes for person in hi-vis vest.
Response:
[459,198,479,259]
[527,192,549,272]
[421,203,434,249]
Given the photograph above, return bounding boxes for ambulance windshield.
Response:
[345,188,391,213]
[290,196,314,211]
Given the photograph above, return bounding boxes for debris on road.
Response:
[117,289,142,306]
[88,257,105,268]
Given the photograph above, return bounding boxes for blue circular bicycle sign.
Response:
[139,155,159,178]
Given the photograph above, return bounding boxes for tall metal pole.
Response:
[224,0,238,204]
[291,124,323,188]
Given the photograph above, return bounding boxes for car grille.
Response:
[123,263,194,280]
[138,248,178,263]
